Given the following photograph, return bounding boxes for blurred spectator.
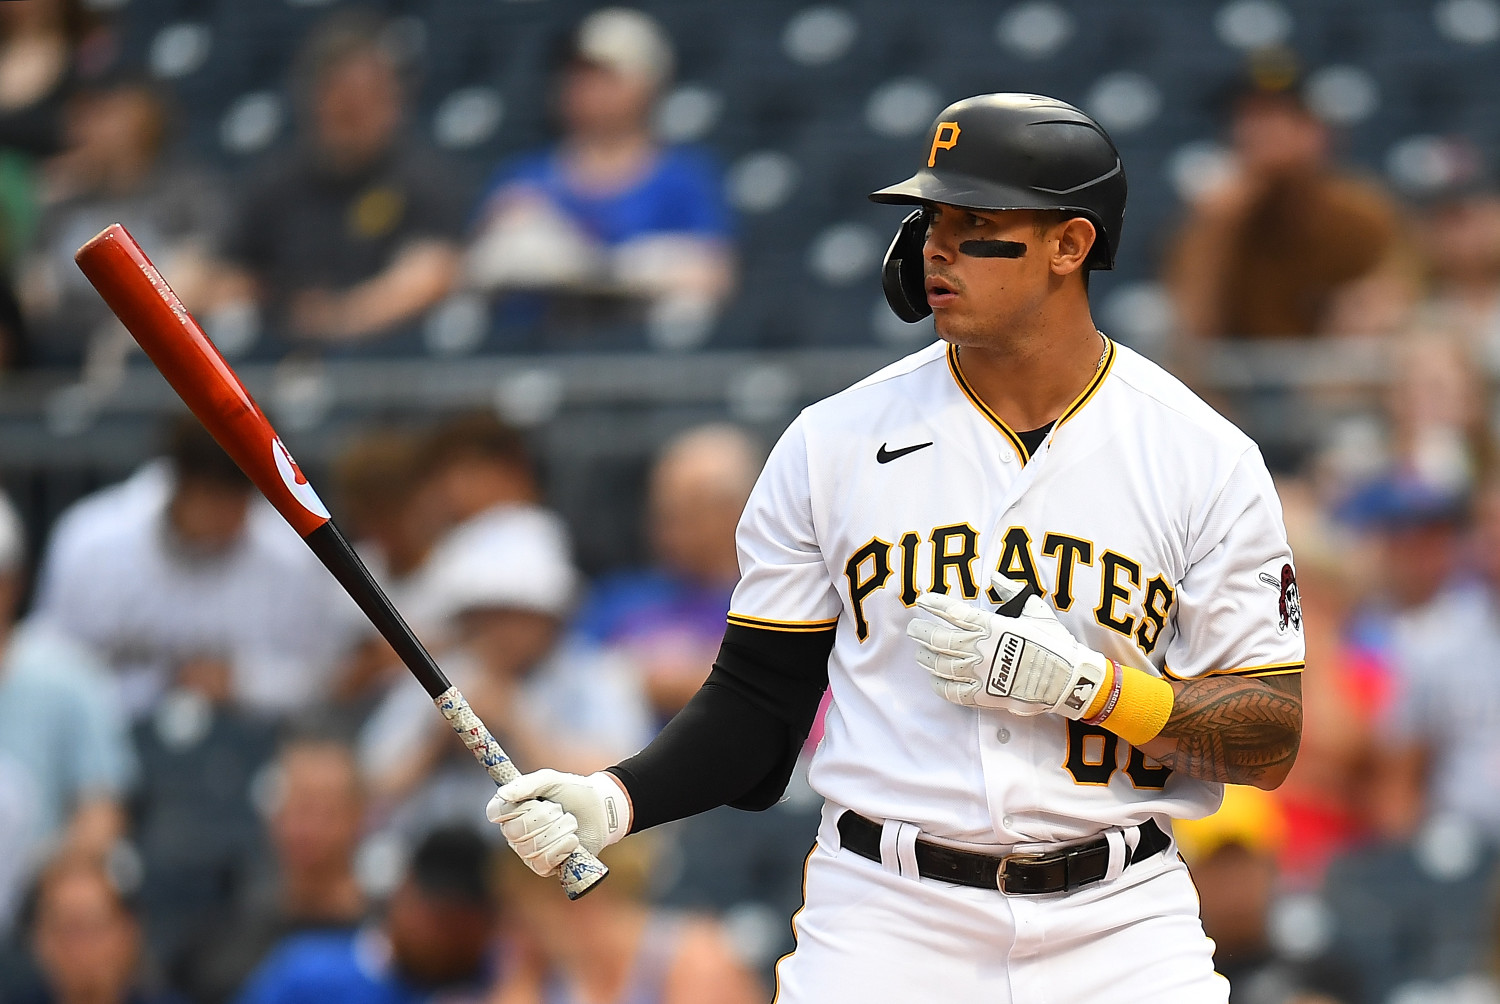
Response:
[23,854,184,1004]
[420,412,541,531]
[1410,158,1500,362]
[174,737,369,1004]
[214,10,465,349]
[0,0,103,159]
[360,487,651,836]
[1338,473,1468,622]
[127,683,278,983]
[19,79,223,369]
[568,424,816,979]
[1381,331,1491,493]
[328,428,446,707]
[491,838,760,1004]
[1376,476,1500,840]
[1272,481,1383,886]
[31,416,361,717]
[354,418,649,834]
[1320,817,1498,1003]
[1175,788,1353,1004]
[468,8,733,343]
[236,826,497,1004]
[333,426,444,616]
[1167,75,1416,340]
[0,488,133,933]
[576,423,762,725]
[0,0,112,370]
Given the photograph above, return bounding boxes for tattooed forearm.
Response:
[1138,673,1302,789]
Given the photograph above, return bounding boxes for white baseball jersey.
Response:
[729,337,1304,847]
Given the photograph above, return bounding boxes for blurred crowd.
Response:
[0,409,782,1003]
[8,3,1500,1004]
[0,0,734,373]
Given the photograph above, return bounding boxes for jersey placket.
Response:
[947,341,1117,843]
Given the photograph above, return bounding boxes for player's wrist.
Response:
[1081,658,1121,722]
[1088,663,1175,746]
[596,769,634,842]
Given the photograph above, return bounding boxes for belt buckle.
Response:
[996,849,1049,896]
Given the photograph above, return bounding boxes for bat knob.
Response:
[559,848,609,899]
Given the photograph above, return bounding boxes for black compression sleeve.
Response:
[607,622,834,832]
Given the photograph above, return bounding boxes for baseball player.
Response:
[488,94,1304,1002]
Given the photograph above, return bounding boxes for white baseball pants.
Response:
[773,810,1229,1003]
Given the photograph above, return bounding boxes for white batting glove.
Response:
[907,572,1110,718]
[486,769,631,877]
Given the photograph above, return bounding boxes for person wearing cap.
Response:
[0,488,134,938]
[1166,65,1416,341]
[357,439,651,838]
[235,826,499,1004]
[467,7,733,341]
[1374,474,1500,843]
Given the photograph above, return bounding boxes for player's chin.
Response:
[932,311,979,345]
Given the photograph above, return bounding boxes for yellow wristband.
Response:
[1097,664,1175,747]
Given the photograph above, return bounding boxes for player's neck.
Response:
[952,308,1106,433]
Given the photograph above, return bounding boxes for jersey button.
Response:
[1000,449,1015,463]
[1002,815,1015,828]
[996,727,1011,743]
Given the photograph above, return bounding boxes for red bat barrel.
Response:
[73,224,331,539]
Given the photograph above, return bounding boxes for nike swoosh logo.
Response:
[876,441,934,464]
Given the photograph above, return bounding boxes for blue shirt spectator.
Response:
[465,9,734,346]
[476,145,730,249]
[572,425,760,728]
[236,930,489,1004]
[575,567,733,649]
[236,827,496,1004]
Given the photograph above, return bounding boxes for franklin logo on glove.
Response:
[988,633,1024,695]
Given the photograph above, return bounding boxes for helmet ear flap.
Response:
[881,209,931,323]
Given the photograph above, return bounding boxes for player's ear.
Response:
[1050,217,1096,277]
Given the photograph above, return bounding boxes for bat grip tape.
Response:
[433,685,609,899]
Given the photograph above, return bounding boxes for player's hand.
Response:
[907,572,1111,719]
[486,769,631,877]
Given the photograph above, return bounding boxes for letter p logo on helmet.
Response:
[928,121,961,167]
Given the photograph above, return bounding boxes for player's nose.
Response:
[924,218,957,263]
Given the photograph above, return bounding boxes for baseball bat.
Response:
[74,223,607,899]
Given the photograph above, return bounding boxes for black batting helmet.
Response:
[870,93,1127,321]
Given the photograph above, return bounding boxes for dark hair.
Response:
[333,427,424,530]
[21,852,140,935]
[72,75,177,159]
[165,415,251,490]
[406,825,493,908]
[292,7,401,106]
[422,413,532,475]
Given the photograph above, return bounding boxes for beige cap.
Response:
[424,507,577,621]
[574,8,674,88]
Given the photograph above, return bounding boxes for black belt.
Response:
[836,812,1171,895]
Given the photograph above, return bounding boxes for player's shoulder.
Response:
[1106,342,1258,457]
[799,340,950,425]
